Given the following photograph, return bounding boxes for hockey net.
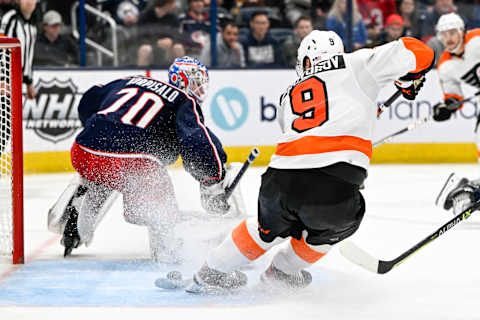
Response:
[0,37,24,264]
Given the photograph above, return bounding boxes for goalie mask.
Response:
[436,13,465,54]
[296,30,344,77]
[168,56,209,104]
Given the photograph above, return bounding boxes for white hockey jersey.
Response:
[269,37,434,171]
[437,29,480,102]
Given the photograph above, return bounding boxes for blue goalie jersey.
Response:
[75,76,227,184]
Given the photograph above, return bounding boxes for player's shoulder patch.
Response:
[465,28,480,45]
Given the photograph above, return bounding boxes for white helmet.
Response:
[296,30,344,77]
[436,13,465,53]
[436,13,465,33]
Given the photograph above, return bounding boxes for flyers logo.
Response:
[461,63,480,88]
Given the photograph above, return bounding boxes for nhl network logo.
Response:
[24,78,83,143]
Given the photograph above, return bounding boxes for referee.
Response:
[0,0,37,99]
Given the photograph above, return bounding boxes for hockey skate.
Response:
[186,263,247,294]
[436,173,480,215]
[260,263,312,290]
[61,203,81,257]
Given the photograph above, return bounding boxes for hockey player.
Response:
[432,13,480,156]
[48,56,241,262]
[187,30,435,292]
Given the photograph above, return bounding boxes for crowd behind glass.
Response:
[2,0,479,68]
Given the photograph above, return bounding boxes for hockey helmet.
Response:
[436,13,465,53]
[296,30,344,77]
[168,56,209,104]
[436,13,465,33]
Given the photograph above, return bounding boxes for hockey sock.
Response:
[271,235,331,274]
[206,218,280,273]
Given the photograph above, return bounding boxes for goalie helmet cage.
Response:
[0,37,24,264]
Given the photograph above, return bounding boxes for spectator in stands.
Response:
[0,0,37,99]
[283,16,313,67]
[419,0,457,41]
[397,0,422,38]
[0,0,14,16]
[100,0,148,26]
[365,13,405,47]
[457,0,480,29]
[229,0,286,28]
[284,0,311,27]
[200,21,245,67]
[179,0,213,49]
[357,0,396,42]
[312,0,334,29]
[326,0,367,51]
[240,11,285,67]
[34,10,79,67]
[136,0,186,67]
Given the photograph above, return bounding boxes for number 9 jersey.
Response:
[270,37,434,172]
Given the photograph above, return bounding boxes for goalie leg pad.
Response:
[48,173,88,235]
[76,181,119,247]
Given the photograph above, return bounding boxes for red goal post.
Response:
[0,37,24,264]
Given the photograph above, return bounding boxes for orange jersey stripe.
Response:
[232,220,266,261]
[275,135,372,159]
[291,237,327,264]
[437,50,452,69]
[401,37,434,74]
[465,28,480,45]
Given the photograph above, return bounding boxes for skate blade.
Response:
[435,173,457,207]
[184,281,229,295]
[154,277,192,290]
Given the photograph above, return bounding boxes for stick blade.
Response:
[339,240,380,274]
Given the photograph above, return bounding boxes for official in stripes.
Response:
[0,0,37,99]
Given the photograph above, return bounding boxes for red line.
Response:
[0,234,61,283]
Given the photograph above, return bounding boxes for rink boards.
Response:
[22,68,480,173]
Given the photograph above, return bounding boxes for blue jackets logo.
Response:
[210,87,248,130]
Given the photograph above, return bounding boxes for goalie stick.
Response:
[340,199,480,274]
[374,91,480,147]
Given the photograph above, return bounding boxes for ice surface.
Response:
[1,164,480,320]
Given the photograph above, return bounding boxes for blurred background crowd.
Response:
[1,0,479,69]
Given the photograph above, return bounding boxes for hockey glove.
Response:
[200,180,230,215]
[433,98,461,122]
[394,75,426,100]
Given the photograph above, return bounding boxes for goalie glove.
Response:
[433,97,461,122]
[200,163,247,216]
[200,177,230,215]
[394,74,426,100]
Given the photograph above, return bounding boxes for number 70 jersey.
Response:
[270,37,434,171]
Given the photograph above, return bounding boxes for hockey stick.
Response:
[374,91,480,147]
[374,115,432,148]
[340,199,480,274]
[377,90,402,117]
[224,147,260,200]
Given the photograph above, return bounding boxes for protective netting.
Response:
[0,47,13,257]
